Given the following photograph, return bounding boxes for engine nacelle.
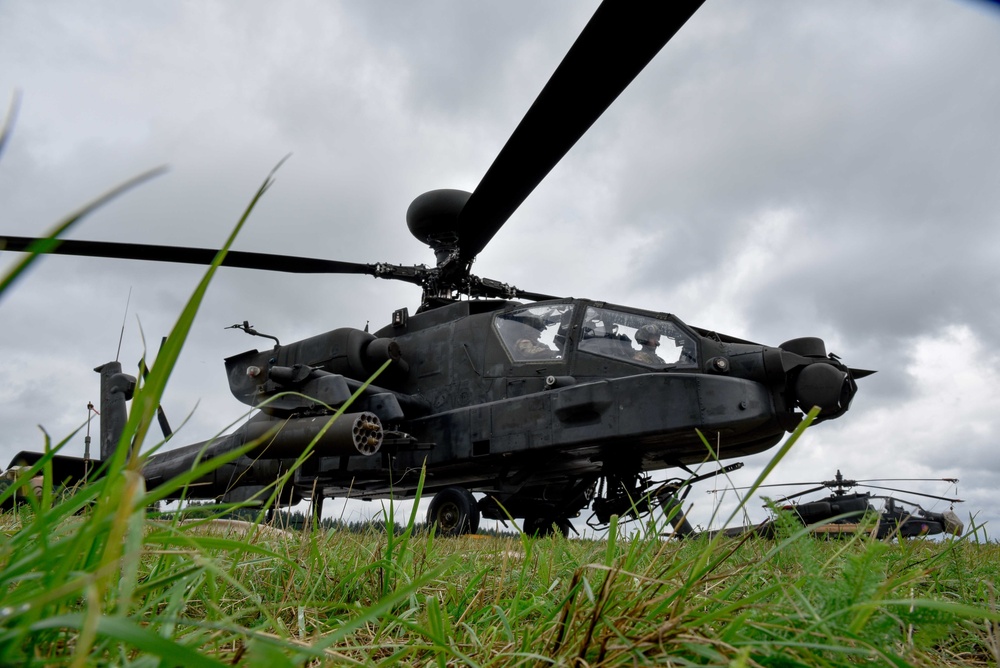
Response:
[225,328,407,407]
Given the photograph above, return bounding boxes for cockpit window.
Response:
[495,303,574,362]
[578,306,698,367]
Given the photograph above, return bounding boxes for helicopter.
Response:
[0,2,873,536]
[684,470,965,540]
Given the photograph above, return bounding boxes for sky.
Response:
[1,0,998,537]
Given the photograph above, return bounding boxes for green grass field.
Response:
[2,494,999,666]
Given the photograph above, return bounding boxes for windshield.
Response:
[494,303,575,362]
[578,306,697,368]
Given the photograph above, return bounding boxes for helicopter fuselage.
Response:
[130,297,857,523]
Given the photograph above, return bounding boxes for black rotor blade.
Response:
[726,481,825,492]
[1,235,377,276]
[854,477,959,484]
[770,485,830,505]
[514,289,561,302]
[455,1,706,264]
[859,484,963,504]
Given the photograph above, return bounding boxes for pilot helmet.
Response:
[635,324,661,346]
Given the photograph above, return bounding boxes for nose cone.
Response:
[941,510,964,536]
[771,337,868,423]
[795,363,850,414]
[788,359,862,424]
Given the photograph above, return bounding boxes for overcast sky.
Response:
[2,1,998,535]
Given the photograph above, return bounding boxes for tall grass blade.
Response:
[0,89,20,159]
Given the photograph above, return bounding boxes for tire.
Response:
[427,487,480,536]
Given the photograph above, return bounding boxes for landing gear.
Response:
[586,463,745,535]
[522,516,573,538]
[308,494,325,531]
[427,486,480,536]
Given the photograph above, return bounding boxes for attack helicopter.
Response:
[1,2,872,536]
[693,471,964,540]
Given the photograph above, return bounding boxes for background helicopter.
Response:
[694,470,965,539]
[1,2,999,532]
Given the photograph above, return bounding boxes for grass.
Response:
[3,163,1000,666]
[3,498,999,666]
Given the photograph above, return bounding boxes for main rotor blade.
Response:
[514,288,561,302]
[1,235,377,276]
[771,485,830,505]
[854,477,959,484]
[860,484,963,504]
[726,481,825,491]
[455,1,706,264]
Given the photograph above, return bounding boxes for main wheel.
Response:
[427,487,480,536]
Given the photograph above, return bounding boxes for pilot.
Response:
[633,324,665,365]
[515,315,555,358]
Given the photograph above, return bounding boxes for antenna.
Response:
[84,401,94,460]
[115,286,133,362]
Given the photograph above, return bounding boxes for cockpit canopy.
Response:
[493,302,698,368]
[579,305,698,367]
[494,303,573,361]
